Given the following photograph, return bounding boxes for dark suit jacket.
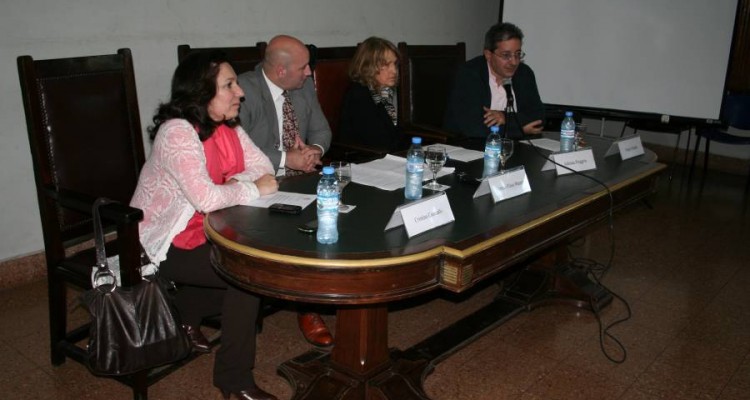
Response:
[339,83,407,153]
[237,66,331,168]
[443,56,545,139]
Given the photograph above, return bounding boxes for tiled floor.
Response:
[1,163,749,400]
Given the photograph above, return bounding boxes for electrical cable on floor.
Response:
[522,130,630,363]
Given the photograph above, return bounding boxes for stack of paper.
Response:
[442,144,484,162]
[351,155,454,191]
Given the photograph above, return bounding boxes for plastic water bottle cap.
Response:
[411,137,422,144]
[490,126,500,133]
[565,111,573,117]
[322,166,334,175]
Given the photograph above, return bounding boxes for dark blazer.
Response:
[339,82,407,153]
[237,66,331,168]
[443,55,545,139]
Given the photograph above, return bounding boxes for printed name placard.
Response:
[384,192,455,238]
[605,136,645,160]
[542,148,597,175]
[473,166,531,202]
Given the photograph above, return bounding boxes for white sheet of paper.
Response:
[247,191,316,209]
[525,138,561,152]
[352,155,454,191]
[442,144,484,162]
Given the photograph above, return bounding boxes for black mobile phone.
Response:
[297,220,318,234]
[269,203,302,215]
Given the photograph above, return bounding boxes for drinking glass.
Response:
[575,123,588,149]
[499,138,514,172]
[330,161,352,211]
[423,145,448,190]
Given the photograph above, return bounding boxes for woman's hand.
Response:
[254,174,279,196]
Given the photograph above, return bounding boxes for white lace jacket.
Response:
[130,119,274,265]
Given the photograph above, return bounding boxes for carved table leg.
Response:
[278,306,431,400]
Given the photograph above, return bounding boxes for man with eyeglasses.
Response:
[444,22,545,139]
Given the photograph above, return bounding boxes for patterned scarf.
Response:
[370,86,397,126]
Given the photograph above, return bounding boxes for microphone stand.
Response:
[504,95,519,139]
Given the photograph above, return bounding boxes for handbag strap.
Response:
[91,198,158,289]
[91,198,118,290]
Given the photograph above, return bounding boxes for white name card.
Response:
[473,166,531,202]
[542,148,597,176]
[384,192,455,238]
[605,136,645,160]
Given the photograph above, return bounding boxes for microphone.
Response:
[502,78,518,139]
[502,78,514,112]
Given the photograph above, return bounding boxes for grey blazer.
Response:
[237,66,331,168]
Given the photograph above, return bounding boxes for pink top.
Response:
[130,119,274,264]
[172,124,246,249]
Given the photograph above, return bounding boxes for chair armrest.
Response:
[43,186,145,285]
[43,186,143,224]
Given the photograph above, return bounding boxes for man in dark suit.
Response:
[238,35,331,175]
[237,35,334,347]
[444,22,545,139]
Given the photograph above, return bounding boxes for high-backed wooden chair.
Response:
[17,48,200,400]
[397,42,466,144]
[308,44,386,162]
[177,43,267,74]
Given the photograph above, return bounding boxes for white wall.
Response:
[0,0,497,262]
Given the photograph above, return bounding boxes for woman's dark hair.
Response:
[484,22,524,52]
[148,50,238,141]
[349,37,399,89]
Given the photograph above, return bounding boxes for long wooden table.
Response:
[206,135,665,399]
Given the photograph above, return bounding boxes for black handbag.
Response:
[82,198,191,376]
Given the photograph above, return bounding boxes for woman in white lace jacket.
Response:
[130,51,279,400]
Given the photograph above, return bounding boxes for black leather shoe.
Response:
[182,324,211,353]
[221,386,278,400]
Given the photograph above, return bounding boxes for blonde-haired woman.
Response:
[339,37,407,152]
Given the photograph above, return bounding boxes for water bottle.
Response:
[316,166,339,244]
[483,125,502,177]
[404,137,425,200]
[560,111,576,152]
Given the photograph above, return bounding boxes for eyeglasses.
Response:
[492,51,525,62]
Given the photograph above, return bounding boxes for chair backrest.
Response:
[177,43,267,74]
[308,45,358,142]
[17,48,145,258]
[397,42,466,129]
[723,93,750,130]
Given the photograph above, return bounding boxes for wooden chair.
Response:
[397,42,466,144]
[17,48,202,400]
[308,44,386,162]
[177,43,267,74]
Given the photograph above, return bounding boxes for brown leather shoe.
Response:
[182,324,211,353]
[297,312,333,347]
[221,386,278,400]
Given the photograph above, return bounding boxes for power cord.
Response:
[511,112,630,363]
[567,256,631,364]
